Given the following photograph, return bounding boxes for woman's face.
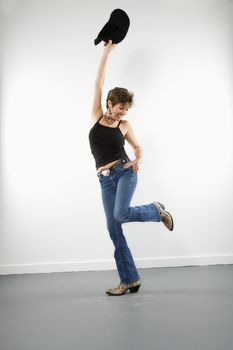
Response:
[109,102,130,120]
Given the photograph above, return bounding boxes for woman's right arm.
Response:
[91,40,116,123]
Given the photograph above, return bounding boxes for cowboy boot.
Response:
[152,201,174,231]
[106,280,141,296]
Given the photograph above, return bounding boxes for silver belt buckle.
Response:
[101,169,110,176]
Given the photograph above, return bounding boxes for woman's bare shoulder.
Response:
[119,119,130,136]
[121,119,132,128]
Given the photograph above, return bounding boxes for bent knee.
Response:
[113,209,129,223]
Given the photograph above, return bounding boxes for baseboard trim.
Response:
[0,254,233,275]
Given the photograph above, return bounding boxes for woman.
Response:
[88,40,174,296]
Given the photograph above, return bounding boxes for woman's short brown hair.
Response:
[106,87,134,109]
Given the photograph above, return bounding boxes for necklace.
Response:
[103,113,115,126]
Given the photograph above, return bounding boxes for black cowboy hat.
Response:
[94,9,130,45]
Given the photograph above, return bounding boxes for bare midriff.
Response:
[97,159,121,173]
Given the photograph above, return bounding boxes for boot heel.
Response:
[129,285,140,293]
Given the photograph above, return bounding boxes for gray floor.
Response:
[0,265,233,350]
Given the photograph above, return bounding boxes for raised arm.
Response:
[91,40,117,123]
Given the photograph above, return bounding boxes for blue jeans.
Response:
[97,158,161,284]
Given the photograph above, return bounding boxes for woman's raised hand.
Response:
[103,39,117,54]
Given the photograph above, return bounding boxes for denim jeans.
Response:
[97,158,161,284]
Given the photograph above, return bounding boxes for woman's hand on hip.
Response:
[123,159,139,173]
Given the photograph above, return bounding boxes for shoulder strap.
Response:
[97,114,103,122]
[117,120,122,127]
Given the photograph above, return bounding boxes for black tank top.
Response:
[88,115,130,169]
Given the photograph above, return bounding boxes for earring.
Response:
[108,108,112,117]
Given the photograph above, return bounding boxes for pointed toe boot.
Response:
[106,280,141,296]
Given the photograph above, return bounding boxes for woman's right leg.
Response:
[98,174,140,284]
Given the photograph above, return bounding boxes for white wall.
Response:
[0,0,233,274]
